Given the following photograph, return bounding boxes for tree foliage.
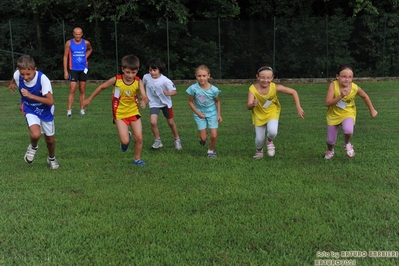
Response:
[1,0,399,79]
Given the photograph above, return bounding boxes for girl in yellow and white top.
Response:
[324,64,378,159]
[247,66,305,159]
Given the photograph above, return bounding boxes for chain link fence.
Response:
[1,15,398,80]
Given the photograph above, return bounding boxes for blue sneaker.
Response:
[120,131,132,152]
[133,159,146,166]
[207,151,217,158]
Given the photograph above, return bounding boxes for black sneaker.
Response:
[199,139,206,146]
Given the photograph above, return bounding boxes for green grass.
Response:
[0,81,399,265]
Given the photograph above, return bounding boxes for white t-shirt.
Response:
[143,73,176,108]
[14,70,53,96]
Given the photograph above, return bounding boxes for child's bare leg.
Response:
[199,129,207,143]
[44,135,56,158]
[209,128,218,151]
[150,114,160,139]
[115,120,130,145]
[29,124,41,147]
[130,119,143,161]
[167,118,179,139]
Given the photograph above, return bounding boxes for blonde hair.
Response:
[17,55,36,70]
[195,64,211,75]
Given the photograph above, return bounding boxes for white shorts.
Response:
[25,113,55,136]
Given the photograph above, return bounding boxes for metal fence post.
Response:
[218,17,222,79]
[273,16,276,71]
[382,15,387,76]
[115,20,119,74]
[326,15,329,78]
[167,18,170,77]
[62,20,66,46]
[9,20,15,71]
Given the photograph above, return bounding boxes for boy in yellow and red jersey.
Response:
[83,54,148,166]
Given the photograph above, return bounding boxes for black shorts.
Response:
[69,70,88,82]
[150,106,174,119]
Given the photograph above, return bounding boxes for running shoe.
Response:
[207,151,217,158]
[120,131,132,152]
[174,139,182,150]
[151,139,163,149]
[24,144,38,164]
[324,150,334,159]
[133,159,146,166]
[345,143,355,158]
[47,157,60,170]
[266,141,275,157]
[253,150,264,159]
[199,139,206,146]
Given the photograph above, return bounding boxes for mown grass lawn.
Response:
[0,81,398,265]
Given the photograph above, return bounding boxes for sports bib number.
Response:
[336,100,347,109]
[114,88,120,98]
[263,100,272,109]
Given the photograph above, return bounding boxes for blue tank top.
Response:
[69,38,87,71]
[19,71,54,122]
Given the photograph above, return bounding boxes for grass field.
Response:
[1,81,399,265]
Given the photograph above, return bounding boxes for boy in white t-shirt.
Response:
[142,58,182,150]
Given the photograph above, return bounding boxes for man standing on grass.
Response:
[63,27,93,117]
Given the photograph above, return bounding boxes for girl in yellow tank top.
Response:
[247,66,305,159]
[324,64,378,160]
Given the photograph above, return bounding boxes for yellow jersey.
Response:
[112,75,141,120]
[249,82,281,126]
[326,80,358,126]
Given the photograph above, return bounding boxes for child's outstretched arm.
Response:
[83,77,116,108]
[164,89,177,96]
[215,96,222,123]
[247,90,259,110]
[357,87,378,118]
[188,95,205,118]
[138,79,148,109]
[276,84,305,118]
[325,81,347,107]
[8,78,16,93]
[20,89,54,106]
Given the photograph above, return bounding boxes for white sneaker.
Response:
[253,150,263,159]
[24,145,38,164]
[324,150,334,159]
[47,157,60,170]
[345,143,355,158]
[174,139,182,150]
[67,110,72,117]
[266,141,275,157]
[80,109,85,115]
[152,139,163,149]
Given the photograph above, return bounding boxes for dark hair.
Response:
[336,64,354,75]
[17,55,36,70]
[121,54,140,70]
[147,58,166,73]
[257,66,273,74]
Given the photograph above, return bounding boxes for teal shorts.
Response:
[194,111,218,130]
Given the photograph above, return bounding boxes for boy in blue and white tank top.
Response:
[9,55,59,169]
